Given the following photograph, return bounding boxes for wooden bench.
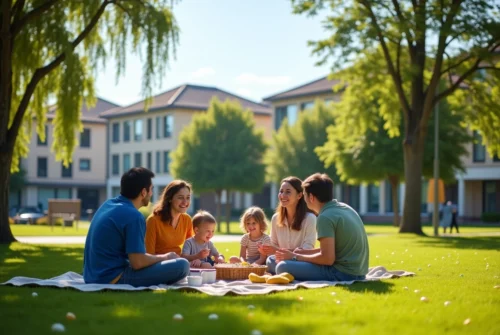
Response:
[48,199,81,231]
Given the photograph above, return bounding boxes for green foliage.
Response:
[292,0,500,231]
[266,100,338,183]
[292,0,500,157]
[138,203,153,220]
[317,50,472,184]
[481,212,500,223]
[9,169,26,191]
[447,74,500,157]
[8,0,179,170]
[170,97,267,194]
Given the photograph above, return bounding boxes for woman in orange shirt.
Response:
[145,180,195,255]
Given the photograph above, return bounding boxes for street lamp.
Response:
[432,88,440,237]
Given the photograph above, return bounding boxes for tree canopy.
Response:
[317,67,471,224]
[265,100,338,184]
[292,0,500,233]
[170,97,267,226]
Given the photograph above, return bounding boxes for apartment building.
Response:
[264,76,500,220]
[100,84,272,214]
[11,98,118,216]
[456,132,500,219]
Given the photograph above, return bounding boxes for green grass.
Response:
[10,222,91,236]
[1,235,499,335]
[9,221,500,237]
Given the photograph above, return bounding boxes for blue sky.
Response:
[95,0,331,106]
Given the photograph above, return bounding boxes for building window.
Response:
[483,181,499,213]
[134,119,143,141]
[385,181,396,213]
[134,152,142,167]
[112,154,119,175]
[147,118,152,140]
[61,162,72,178]
[164,115,173,138]
[163,151,170,173]
[300,101,314,111]
[367,184,379,212]
[147,152,152,170]
[123,153,131,172]
[472,131,486,162]
[37,125,48,146]
[274,105,298,130]
[112,187,120,198]
[80,128,91,148]
[123,121,131,142]
[112,123,120,143]
[79,159,91,171]
[156,151,161,173]
[37,157,48,177]
[156,116,161,139]
[342,185,360,212]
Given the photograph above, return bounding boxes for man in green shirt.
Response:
[275,173,369,281]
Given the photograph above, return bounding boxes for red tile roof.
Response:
[100,84,271,118]
[263,76,340,102]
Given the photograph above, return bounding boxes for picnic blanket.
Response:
[1,266,414,296]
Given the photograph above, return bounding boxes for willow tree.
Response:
[0,0,179,243]
[293,0,500,233]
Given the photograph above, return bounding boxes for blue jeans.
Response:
[117,258,190,287]
[266,255,278,274]
[276,260,366,281]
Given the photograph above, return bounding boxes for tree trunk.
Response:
[388,175,400,227]
[0,1,16,243]
[215,190,221,232]
[0,151,16,243]
[225,190,232,233]
[399,141,425,234]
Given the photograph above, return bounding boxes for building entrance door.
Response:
[77,189,99,218]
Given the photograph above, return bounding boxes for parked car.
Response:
[12,207,45,225]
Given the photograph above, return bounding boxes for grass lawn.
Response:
[1,235,499,334]
[9,220,500,237]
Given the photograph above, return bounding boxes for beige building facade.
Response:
[10,98,118,218]
[100,84,272,214]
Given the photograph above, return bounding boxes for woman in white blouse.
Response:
[259,176,317,274]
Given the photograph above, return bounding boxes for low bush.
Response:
[481,212,500,223]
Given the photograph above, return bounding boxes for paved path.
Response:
[17,234,241,245]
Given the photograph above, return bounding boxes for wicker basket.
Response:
[214,264,267,280]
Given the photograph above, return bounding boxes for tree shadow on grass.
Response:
[415,236,500,251]
[341,280,395,295]
[0,243,84,282]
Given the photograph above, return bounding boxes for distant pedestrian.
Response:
[449,203,459,233]
[440,201,453,233]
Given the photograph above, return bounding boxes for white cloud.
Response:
[191,67,216,78]
[236,88,253,98]
[235,73,291,86]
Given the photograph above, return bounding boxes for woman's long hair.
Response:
[276,176,309,231]
[153,180,192,223]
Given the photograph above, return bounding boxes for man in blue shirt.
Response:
[83,167,190,286]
